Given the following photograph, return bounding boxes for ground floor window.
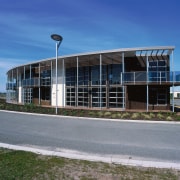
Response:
[23,88,32,104]
[109,86,124,108]
[66,88,76,106]
[78,87,89,107]
[66,86,125,108]
[149,88,167,105]
[6,90,18,103]
[91,87,106,107]
[65,64,124,108]
[41,87,50,101]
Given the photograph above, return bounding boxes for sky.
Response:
[0,0,180,92]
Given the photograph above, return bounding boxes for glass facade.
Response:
[149,60,167,82]
[20,64,51,105]
[23,88,33,104]
[65,63,125,108]
[6,47,177,111]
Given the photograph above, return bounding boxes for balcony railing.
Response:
[13,71,180,88]
[41,77,51,86]
[6,82,16,90]
[22,77,51,87]
[22,78,40,87]
[123,71,180,84]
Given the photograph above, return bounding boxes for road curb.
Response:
[0,142,180,170]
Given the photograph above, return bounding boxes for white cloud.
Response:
[0,58,25,69]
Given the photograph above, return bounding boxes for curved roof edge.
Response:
[7,46,175,74]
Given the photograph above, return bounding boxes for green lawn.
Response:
[0,148,179,180]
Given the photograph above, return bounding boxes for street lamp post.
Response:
[51,34,63,114]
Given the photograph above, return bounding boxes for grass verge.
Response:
[0,148,180,180]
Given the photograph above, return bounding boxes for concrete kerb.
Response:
[0,142,180,170]
[1,109,180,125]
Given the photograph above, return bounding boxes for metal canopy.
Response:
[7,46,175,74]
[136,48,173,57]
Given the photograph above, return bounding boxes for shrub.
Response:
[166,112,174,116]
[116,113,122,119]
[141,113,151,120]
[166,116,173,121]
[131,113,140,119]
[121,112,130,119]
[46,108,54,114]
[23,103,36,112]
[0,104,5,109]
[97,111,104,117]
[149,113,155,119]
[175,115,180,121]
[157,113,164,120]
[3,101,180,122]
[88,111,96,117]
[62,110,68,116]
[71,110,78,116]
[104,112,112,117]
[111,113,117,119]
[79,110,85,116]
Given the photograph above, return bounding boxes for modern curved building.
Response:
[6,46,180,111]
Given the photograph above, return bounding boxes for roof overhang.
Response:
[7,46,175,74]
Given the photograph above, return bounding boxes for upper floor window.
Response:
[149,60,167,82]
[149,60,167,72]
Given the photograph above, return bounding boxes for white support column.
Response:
[6,73,8,102]
[172,50,175,112]
[51,60,53,106]
[11,69,13,102]
[6,72,8,85]
[17,68,18,87]
[76,56,79,107]
[30,65,32,79]
[121,72,122,85]
[24,66,26,80]
[39,63,41,105]
[12,69,13,90]
[18,67,22,104]
[100,54,102,109]
[55,42,58,113]
[17,68,18,103]
[122,52,125,109]
[23,66,25,104]
[12,69,13,82]
[62,59,65,107]
[30,64,32,101]
[122,52,125,74]
[146,55,149,112]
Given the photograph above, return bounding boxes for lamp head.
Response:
[51,34,63,42]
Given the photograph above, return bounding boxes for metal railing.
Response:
[22,78,40,87]
[22,77,51,87]
[123,71,180,84]
[9,71,180,88]
[6,82,16,90]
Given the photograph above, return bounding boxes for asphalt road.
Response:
[0,110,180,163]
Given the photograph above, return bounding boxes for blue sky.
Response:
[0,0,180,92]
